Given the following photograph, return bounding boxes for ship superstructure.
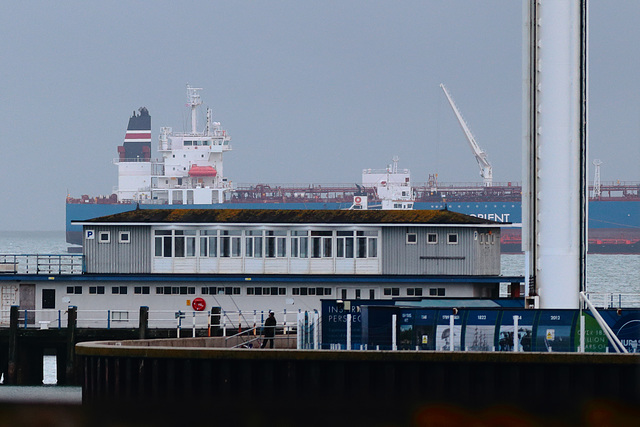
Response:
[115,85,232,205]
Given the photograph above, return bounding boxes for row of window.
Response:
[97,231,130,244]
[65,285,443,297]
[406,233,458,245]
[154,229,379,259]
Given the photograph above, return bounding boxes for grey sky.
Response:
[0,1,638,231]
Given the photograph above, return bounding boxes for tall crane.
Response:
[440,84,493,187]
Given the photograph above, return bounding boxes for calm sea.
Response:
[0,231,638,294]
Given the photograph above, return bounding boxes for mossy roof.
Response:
[78,208,502,225]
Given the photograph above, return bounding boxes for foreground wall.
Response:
[76,341,640,425]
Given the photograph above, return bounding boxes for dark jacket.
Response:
[264,315,276,337]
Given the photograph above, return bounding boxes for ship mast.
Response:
[187,85,203,134]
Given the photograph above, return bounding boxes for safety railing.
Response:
[0,254,83,275]
[583,293,640,309]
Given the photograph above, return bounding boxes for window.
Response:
[89,286,105,295]
[66,286,82,294]
[407,288,423,297]
[311,231,332,258]
[220,230,241,257]
[99,231,110,243]
[336,231,354,258]
[383,288,399,296]
[134,286,150,294]
[427,233,438,244]
[111,311,129,322]
[265,230,287,258]
[245,230,263,258]
[111,286,127,295]
[369,289,375,299]
[406,233,417,244]
[447,233,458,245]
[290,231,308,258]
[154,230,172,257]
[430,288,446,296]
[200,230,217,257]
[355,289,361,299]
[119,231,130,243]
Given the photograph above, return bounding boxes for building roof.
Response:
[74,208,504,226]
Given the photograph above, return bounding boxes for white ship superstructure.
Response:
[115,85,232,205]
[361,156,415,210]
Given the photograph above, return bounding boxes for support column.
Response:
[66,306,77,385]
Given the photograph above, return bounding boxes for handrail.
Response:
[579,292,628,353]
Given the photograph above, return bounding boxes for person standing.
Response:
[261,312,277,348]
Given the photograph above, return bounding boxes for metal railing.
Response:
[583,293,640,309]
[0,254,83,275]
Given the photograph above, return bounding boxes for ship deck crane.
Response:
[440,83,493,187]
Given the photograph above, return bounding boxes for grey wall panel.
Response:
[382,226,500,275]
[84,226,151,273]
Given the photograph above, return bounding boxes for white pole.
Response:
[296,311,303,349]
[513,315,519,352]
[392,314,397,351]
[222,311,226,337]
[313,312,319,350]
[284,309,287,334]
[579,312,585,353]
[192,312,196,338]
[449,313,455,351]
[346,314,352,350]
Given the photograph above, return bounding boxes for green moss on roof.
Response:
[80,208,502,225]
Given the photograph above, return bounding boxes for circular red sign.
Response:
[355,196,362,204]
[192,297,206,311]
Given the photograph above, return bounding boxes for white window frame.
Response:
[427,233,438,244]
[447,233,459,245]
[119,231,131,244]
[98,231,111,243]
[406,233,417,244]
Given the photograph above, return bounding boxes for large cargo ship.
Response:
[66,86,640,253]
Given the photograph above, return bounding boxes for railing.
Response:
[0,254,83,275]
[0,308,297,334]
[584,293,640,309]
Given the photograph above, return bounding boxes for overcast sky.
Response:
[1,1,638,231]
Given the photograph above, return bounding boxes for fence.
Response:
[0,254,83,275]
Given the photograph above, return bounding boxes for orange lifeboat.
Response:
[188,165,217,177]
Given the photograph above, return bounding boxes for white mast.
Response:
[440,83,493,187]
[186,84,203,134]
[523,0,588,309]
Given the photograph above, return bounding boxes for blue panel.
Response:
[496,310,538,352]
[534,309,577,352]
[463,309,500,351]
